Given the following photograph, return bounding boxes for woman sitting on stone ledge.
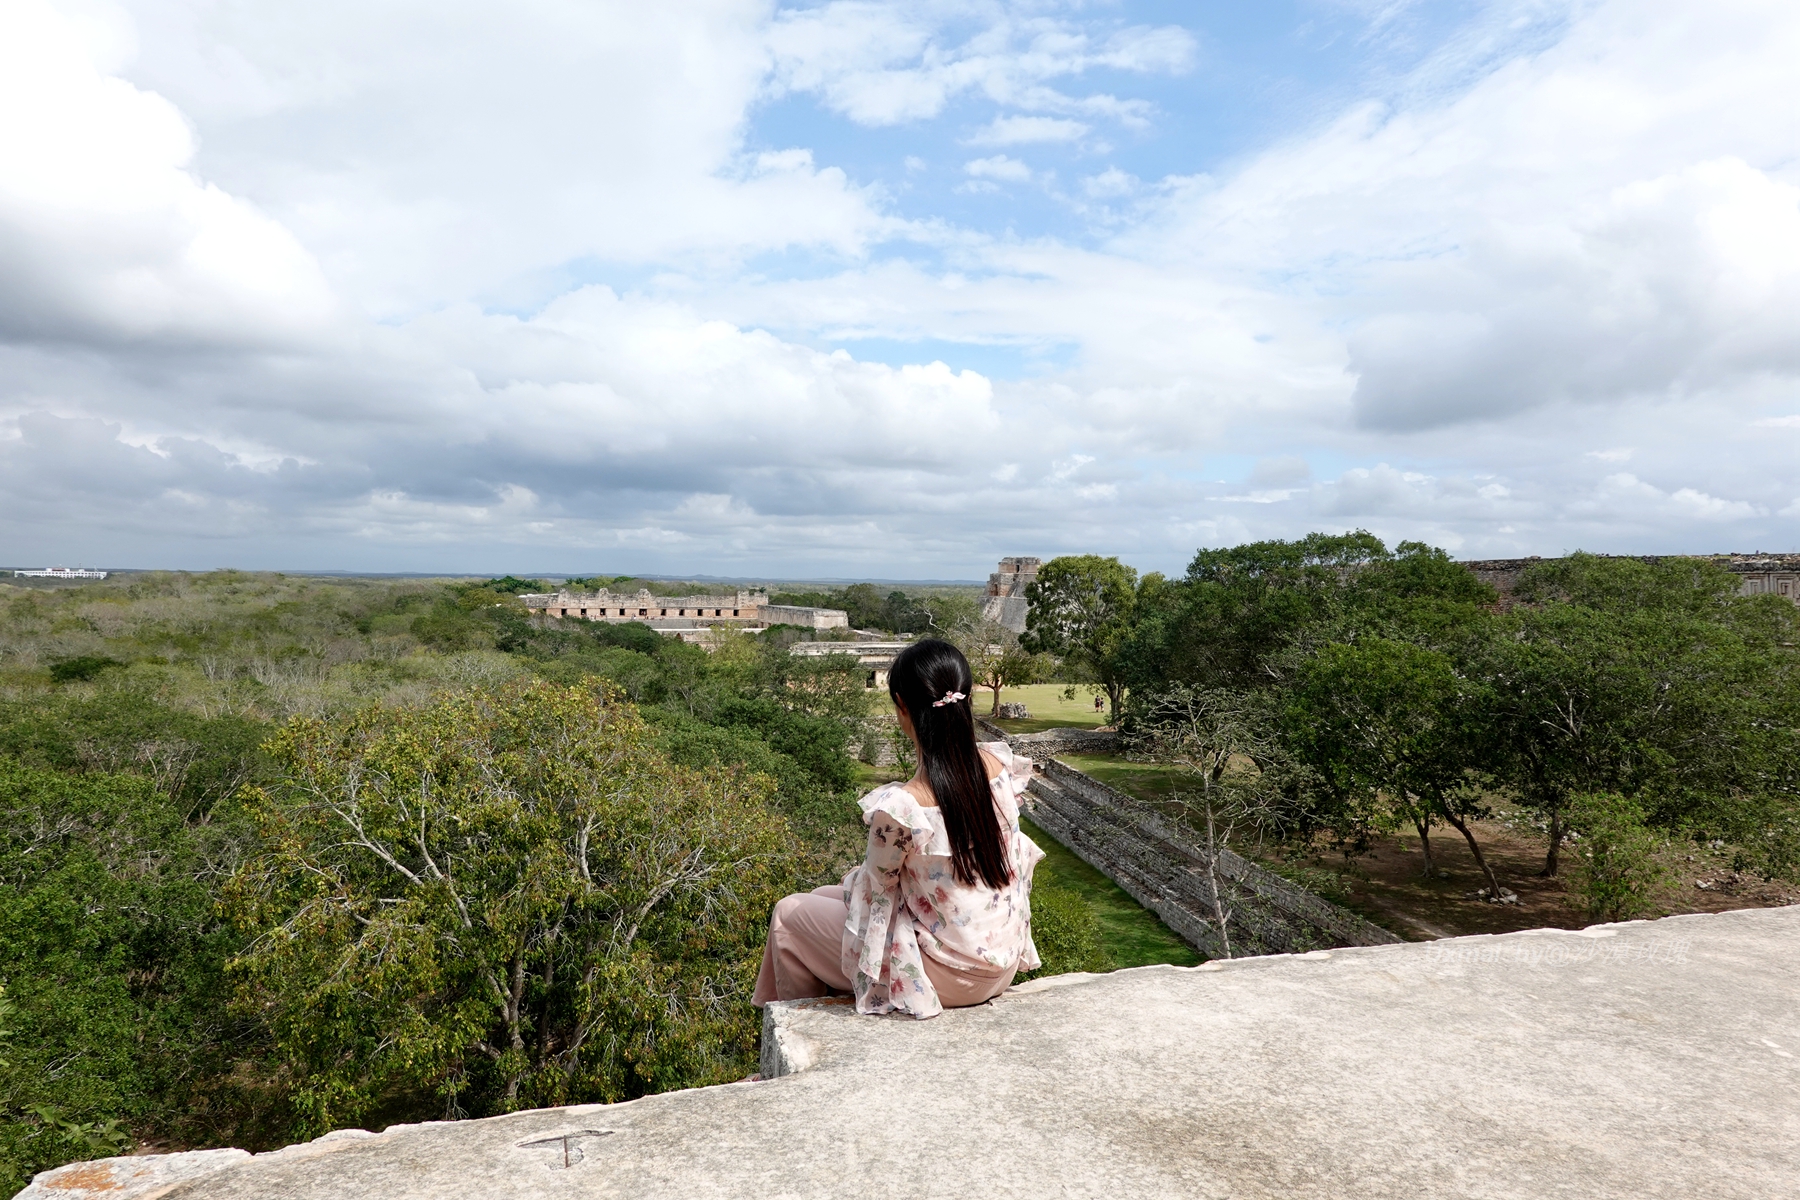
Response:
[754,638,1045,1018]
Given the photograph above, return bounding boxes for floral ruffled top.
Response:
[841,741,1045,1019]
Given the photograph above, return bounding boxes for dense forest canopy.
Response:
[0,572,892,1189]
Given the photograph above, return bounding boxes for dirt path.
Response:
[1296,820,1800,940]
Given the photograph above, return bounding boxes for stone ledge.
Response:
[19,906,1800,1200]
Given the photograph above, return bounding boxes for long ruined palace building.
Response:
[1464,553,1800,606]
[519,586,849,636]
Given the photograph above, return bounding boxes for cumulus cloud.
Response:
[1346,159,1800,430]
[115,0,892,317]
[0,0,337,345]
[1082,168,1137,197]
[4,0,1799,573]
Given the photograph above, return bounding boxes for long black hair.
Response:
[889,638,1011,889]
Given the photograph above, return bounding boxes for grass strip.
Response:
[1022,814,1201,969]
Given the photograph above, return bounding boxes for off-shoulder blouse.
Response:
[840,741,1045,1018]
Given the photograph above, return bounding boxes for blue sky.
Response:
[1,0,1797,578]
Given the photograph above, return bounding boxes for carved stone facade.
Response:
[1729,553,1800,602]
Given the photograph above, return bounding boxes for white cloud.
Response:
[1577,473,1763,523]
[964,155,1032,183]
[1343,159,1800,430]
[1083,167,1138,197]
[111,0,892,318]
[0,0,337,345]
[765,5,1193,127]
[4,0,1800,573]
[965,116,1089,146]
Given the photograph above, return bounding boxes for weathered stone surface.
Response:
[21,906,1797,1200]
[17,1148,250,1199]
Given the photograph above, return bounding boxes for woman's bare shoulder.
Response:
[977,744,1006,784]
[898,776,937,809]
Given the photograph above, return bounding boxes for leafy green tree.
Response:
[0,763,260,1194]
[0,693,274,820]
[478,577,548,595]
[1478,555,1800,876]
[1120,532,1389,697]
[1343,541,1498,647]
[1024,555,1140,721]
[1287,639,1507,897]
[226,681,795,1133]
[950,613,1042,715]
[1511,552,1742,616]
[1475,605,1646,876]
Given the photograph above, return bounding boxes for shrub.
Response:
[47,656,123,683]
[0,693,274,818]
[1567,792,1672,922]
[1018,883,1112,979]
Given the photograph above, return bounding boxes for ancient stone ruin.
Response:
[981,555,1040,633]
[518,587,850,637]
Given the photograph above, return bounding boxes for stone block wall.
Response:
[975,717,1122,758]
[760,604,851,630]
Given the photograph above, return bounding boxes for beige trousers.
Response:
[752,885,1015,1009]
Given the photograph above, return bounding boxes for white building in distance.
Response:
[13,567,108,580]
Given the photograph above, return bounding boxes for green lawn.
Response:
[1022,815,1202,969]
[1057,753,1196,806]
[981,683,1112,735]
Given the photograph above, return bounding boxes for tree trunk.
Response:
[1413,817,1436,876]
[1440,806,1505,899]
[1202,799,1232,959]
[1541,806,1564,877]
[990,684,1002,715]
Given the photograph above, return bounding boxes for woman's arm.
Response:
[863,808,914,889]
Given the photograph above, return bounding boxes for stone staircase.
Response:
[1018,752,1403,958]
